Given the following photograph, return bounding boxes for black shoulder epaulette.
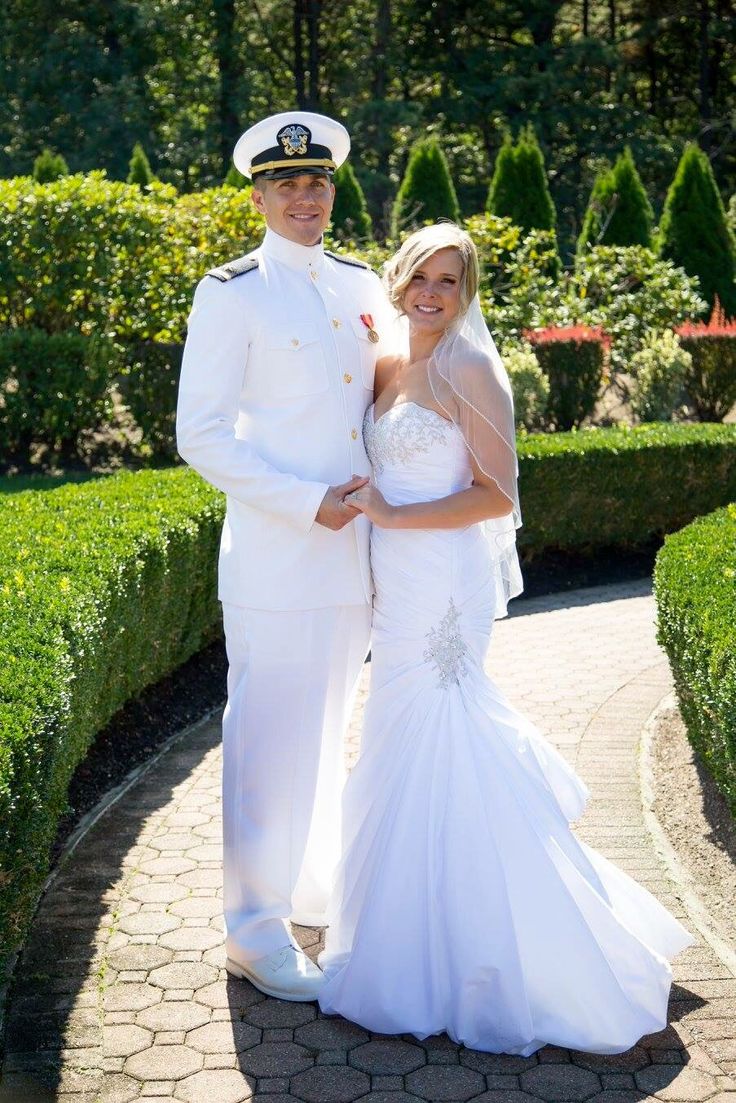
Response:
[207,257,259,282]
[324,250,370,271]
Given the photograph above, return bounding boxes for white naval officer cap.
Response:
[233,111,350,181]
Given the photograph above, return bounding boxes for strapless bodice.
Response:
[363,401,473,505]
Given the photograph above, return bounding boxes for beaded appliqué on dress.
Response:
[423,598,469,689]
[364,402,450,474]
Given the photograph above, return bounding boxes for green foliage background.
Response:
[4,0,735,252]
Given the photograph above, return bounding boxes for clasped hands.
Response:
[315,475,395,530]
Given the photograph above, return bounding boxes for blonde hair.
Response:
[385,223,479,316]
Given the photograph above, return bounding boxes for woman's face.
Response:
[402,247,464,336]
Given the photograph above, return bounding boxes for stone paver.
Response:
[2,580,736,1102]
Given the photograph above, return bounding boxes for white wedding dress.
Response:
[318,400,694,1056]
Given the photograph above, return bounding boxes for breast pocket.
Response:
[350,316,379,391]
[266,322,329,398]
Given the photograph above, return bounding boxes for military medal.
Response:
[359,313,380,343]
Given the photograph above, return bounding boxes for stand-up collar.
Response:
[260,227,325,275]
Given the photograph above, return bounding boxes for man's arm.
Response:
[177,275,337,533]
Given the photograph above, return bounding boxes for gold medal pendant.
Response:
[360,313,380,344]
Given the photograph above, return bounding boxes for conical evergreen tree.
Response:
[331,162,373,241]
[33,149,68,183]
[486,134,518,221]
[224,163,248,189]
[127,143,154,187]
[658,143,736,317]
[487,126,556,233]
[391,138,460,237]
[578,147,654,252]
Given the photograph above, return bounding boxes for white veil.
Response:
[427,296,523,618]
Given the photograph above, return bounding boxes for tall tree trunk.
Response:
[294,0,306,109]
[213,0,240,176]
[699,0,712,147]
[582,0,589,35]
[306,0,320,109]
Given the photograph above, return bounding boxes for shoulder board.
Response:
[206,257,259,282]
[324,250,370,271]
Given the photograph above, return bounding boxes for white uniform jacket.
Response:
[176,227,389,610]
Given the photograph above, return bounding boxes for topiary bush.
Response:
[488,125,557,235]
[525,325,609,430]
[630,329,691,423]
[654,503,736,814]
[0,329,118,466]
[675,303,736,421]
[127,142,155,187]
[0,468,224,970]
[331,162,373,241]
[501,342,550,431]
[577,146,654,252]
[517,422,736,556]
[390,137,460,236]
[32,148,68,184]
[658,143,736,318]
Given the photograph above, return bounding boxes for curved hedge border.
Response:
[0,468,224,968]
[654,504,736,815]
[517,422,736,554]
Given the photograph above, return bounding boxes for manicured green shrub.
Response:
[516,422,736,555]
[390,137,460,236]
[567,246,706,373]
[331,162,373,241]
[0,329,117,465]
[0,467,224,969]
[501,342,550,431]
[487,126,557,235]
[658,143,736,318]
[578,147,654,252]
[654,503,736,813]
[525,325,608,430]
[127,142,155,187]
[0,174,264,342]
[118,340,183,459]
[32,148,68,184]
[223,163,248,189]
[675,304,736,421]
[630,329,691,422]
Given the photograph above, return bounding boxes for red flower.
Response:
[524,324,611,350]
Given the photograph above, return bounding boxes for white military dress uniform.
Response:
[177,205,388,963]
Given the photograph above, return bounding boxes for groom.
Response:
[176,111,387,1001]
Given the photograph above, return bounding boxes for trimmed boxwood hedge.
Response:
[517,422,736,554]
[0,468,224,969]
[654,504,736,813]
[2,422,736,972]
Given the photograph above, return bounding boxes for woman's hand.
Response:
[343,482,396,527]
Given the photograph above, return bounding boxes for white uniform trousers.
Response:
[221,602,372,962]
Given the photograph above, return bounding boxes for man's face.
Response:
[251,173,335,246]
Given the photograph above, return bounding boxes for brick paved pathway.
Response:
[2,581,736,1103]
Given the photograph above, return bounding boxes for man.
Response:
[176,112,388,1001]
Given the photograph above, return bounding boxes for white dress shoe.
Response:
[226,944,325,1001]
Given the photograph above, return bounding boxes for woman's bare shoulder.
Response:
[374,354,403,396]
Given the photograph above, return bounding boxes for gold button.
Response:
[332,318,342,329]
[309,269,318,281]
[351,428,358,440]
[291,338,299,347]
[343,373,352,384]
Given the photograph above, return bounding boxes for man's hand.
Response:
[315,475,370,530]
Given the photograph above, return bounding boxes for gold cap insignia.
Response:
[278,124,310,157]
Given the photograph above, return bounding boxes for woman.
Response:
[317,223,693,1056]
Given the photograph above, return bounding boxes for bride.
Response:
[317,222,693,1056]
